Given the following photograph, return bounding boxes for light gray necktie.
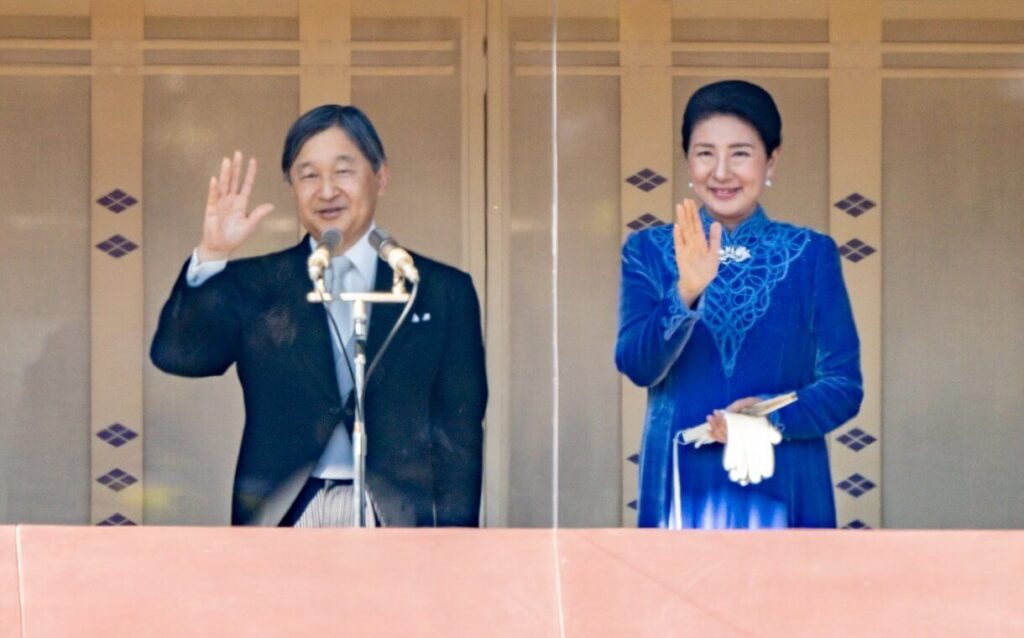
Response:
[311,256,357,480]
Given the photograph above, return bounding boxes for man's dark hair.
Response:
[681,80,782,156]
[281,104,387,180]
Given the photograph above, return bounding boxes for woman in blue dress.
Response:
[615,80,863,529]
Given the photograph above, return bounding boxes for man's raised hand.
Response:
[197,151,275,262]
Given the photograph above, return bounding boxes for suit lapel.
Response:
[284,238,343,406]
[366,257,402,366]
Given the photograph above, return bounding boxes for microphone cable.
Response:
[315,285,363,424]
[365,280,418,383]
[315,276,419,419]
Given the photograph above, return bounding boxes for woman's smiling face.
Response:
[686,114,779,230]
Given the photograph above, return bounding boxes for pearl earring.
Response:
[765,178,773,187]
[687,181,694,189]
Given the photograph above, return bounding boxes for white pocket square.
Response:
[411,313,431,323]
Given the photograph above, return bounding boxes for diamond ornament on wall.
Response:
[96,189,138,213]
[836,427,877,452]
[834,192,876,217]
[96,423,139,448]
[97,513,136,526]
[95,234,139,258]
[838,238,876,263]
[836,473,876,498]
[626,213,666,231]
[96,469,138,492]
[625,168,667,192]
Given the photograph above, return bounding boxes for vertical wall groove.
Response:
[90,0,145,525]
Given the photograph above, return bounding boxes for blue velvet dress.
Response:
[615,207,863,529]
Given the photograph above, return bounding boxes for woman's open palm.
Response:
[673,198,722,307]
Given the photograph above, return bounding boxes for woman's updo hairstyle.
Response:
[681,80,782,156]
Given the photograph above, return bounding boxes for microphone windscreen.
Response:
[368,228,391,252]
[321,228,342,251]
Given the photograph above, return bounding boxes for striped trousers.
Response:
[281,478,379,528]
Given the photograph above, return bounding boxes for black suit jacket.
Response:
[151,237,487,526]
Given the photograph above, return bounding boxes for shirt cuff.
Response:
[186,249,227,287]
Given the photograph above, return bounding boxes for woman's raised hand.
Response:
[197,151,275,262]
[673,198,722,307]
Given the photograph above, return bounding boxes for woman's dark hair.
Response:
[681,80,782,156]
[281,104,387,180]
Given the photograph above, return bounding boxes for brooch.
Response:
[719,246,751,264]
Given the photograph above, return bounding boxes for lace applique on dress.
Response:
[702,210,809,376]
[649,226,688,340]
[650,210,810,376]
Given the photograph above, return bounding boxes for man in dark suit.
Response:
[151,105,487,527]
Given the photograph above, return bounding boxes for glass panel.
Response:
[351,17,463,267]
[505,13,556,527]
[553,12,623,527]
[143,75,300,525]
[882,78,1024,529]
[0,77,91,524]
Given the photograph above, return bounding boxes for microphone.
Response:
[369,228,420,284]
[307,228,343,285]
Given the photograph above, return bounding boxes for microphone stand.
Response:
[307,270,410,528]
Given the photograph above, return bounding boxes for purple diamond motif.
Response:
[96,468,138,492]
[834,192,877,217]
[626,500,638,511]
[95,234,139,259]
[839,239,877,263]
[97,423,139,448]
[625,168,668,192]
[627,453,640,465]
[836,473,876,498]
[96,189,139,213]
[843,519,872,530]
[626,213,667,231]
[97,513,136,527]
[836,427,877,452]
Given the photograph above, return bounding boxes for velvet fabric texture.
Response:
[616,207,863,528]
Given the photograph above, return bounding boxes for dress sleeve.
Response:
[615,230,702,388]
[772,236,864,439]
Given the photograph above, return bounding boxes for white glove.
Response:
[721,412,782,486]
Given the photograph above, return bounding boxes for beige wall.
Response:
[0,0,1022,529]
